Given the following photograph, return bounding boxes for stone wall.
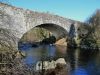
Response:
[0,3,80,39]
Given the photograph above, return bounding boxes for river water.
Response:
[19,44,100,75]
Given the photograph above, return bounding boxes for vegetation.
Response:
[21,27,51,42]
[41,36,56,45]
[67,24,77,48]
[0,28,32,75]
[78,9,100,49]
[67,9,100,49]
[86,9,100,43]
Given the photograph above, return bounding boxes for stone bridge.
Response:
[0,3,81,49]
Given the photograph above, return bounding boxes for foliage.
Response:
[68,24,76,39]
[0,28,32,75]
[21,27,51,42]
[0,50,32,75]
[80,37,97,48]
[87,10,100,41]
[67,24,77,48]
[41,35,56,44]
[36,27,50,40]
[78,9,100,48]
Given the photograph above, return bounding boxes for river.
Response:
[19,44,100,75]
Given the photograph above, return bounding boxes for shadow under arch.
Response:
[19,23,68,42]
[36,23,68,40]
[18,23,68,50]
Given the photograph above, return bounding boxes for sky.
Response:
[7,0,100,22]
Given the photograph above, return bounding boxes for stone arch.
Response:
[19,23,68,42]
[36,23,68,40]
[0,3,80,50]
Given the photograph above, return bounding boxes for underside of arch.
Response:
[35,23,68,40]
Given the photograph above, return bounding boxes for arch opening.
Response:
[18,23,68,47]
[36,23,68,40]
[17,23,69,71]
[18,23,68,53]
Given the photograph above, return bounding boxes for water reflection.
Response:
[71,67,88,75]
[19,44,100,75]
[69,48,100,75]
[22,45,67,65]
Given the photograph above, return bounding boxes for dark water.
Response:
[19,44,100,75]
[67,48,100,75]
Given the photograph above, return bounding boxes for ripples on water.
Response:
[19,44,100,75]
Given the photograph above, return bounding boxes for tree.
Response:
[79,10,100,49]
[86,9,100,40]
[86,9,100,47]
[67,24,77,48]
[68,24,76,39]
